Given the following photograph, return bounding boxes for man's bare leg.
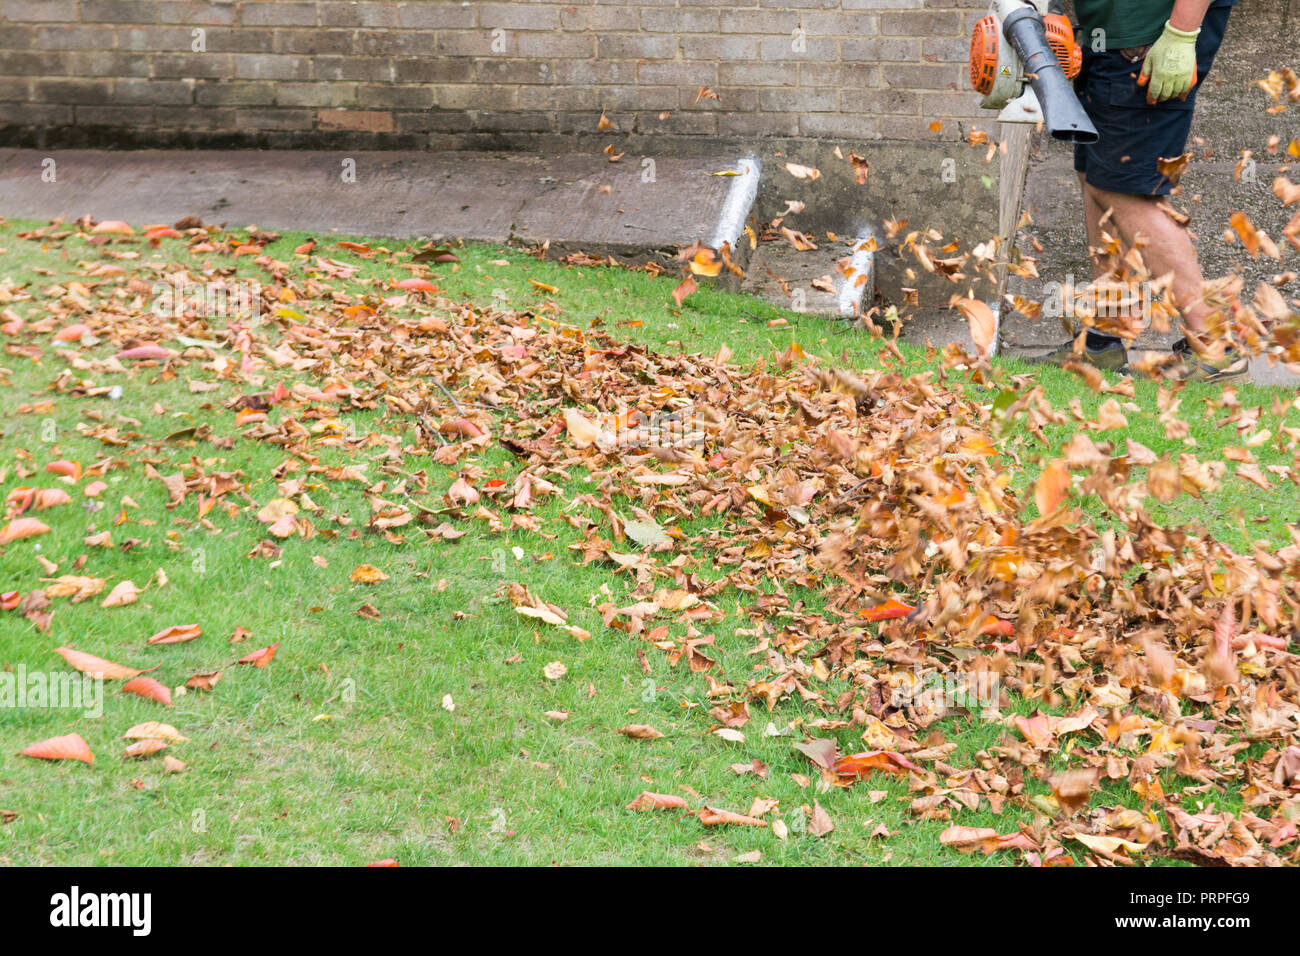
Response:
[1080,178,1212,335]
[1078,172,1105,280]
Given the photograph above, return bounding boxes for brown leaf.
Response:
[833,750,923,777]
[146,623,202,645]
[697,806,767,826]
[793,737,839,770]
[123,721,187,743]
[625,791,689,811]
[185,671,222,691]
[940,825,1036,854]
[349,564,388,583]
[671,274,697,308]
[101,580,142,608]
[1146,458,1182,502]
[617,724,664,740]
[1155,152,1191,185]
[954,298,996,356]
[562,408,600,448]
[808,799,835,837]
[1049,768,1098,816]
[1034,458,1070,517]
[122,738,169,760]
[1014,710,1054,748]
[848,153,870,185]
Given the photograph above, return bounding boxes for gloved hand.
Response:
[1138,20,1200,103]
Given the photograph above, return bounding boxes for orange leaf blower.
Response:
[968,0,1098,142]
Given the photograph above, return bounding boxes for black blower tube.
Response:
[1001,5,1099,142]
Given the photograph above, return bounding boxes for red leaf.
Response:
[21,732,94,765]
[115,345,173,361]
[44,459,82,480]
[978,615,1015,637]
[121,677,173,706]
[859,598,915,622]
[833,750,923,778]
[237,641,280,668]
[396,277,437,294]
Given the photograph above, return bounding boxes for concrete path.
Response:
[0,147,752,261]
[2,144,1293,386]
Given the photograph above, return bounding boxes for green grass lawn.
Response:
[1,217,1295,866]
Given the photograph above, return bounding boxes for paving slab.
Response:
[0,148,749,261]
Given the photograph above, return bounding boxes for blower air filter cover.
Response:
[969,15,1000,94]
[1043,13,1082,80]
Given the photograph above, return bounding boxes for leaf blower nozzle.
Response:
[1000,5,1098,142]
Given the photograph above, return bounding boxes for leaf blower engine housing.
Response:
[968,0,1098,142]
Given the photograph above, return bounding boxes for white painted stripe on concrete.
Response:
[706,156,760,252]
[836,227,875,318]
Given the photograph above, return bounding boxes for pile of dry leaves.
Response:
[3,214,1299,866]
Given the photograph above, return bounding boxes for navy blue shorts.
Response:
[1072,4,1232,196]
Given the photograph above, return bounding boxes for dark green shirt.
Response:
[1073,0,1236,48]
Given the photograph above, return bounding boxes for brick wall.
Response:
[0,0,991,147]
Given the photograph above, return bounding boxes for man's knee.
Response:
[1084,181,1157,209]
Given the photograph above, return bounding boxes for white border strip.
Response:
[706,156,760,252]
[836,227,875,318]
[987,299,1001,356]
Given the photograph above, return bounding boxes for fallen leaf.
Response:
[146,623,201,645]
[625,791,689,811]
[350,564,388,584]
[808,799,835,837]
[0,517,51,545]
[237,641,280,667]
[185,671,222,691]
[101,579,142,608]
[121,677,173,706]
[21,732,94,765]
[697,806,767,826]
[123,738,169,759]
[53,647,151,680]
[123,721,188,743]
[618,724,664,740]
